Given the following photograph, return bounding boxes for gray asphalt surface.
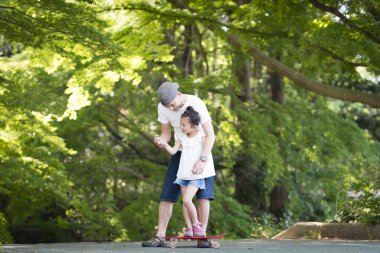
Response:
[1,239,380,253]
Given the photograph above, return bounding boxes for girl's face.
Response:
[180,117,196,134]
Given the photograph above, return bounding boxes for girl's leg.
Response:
[182,185,200,225]
[180,186,192,229]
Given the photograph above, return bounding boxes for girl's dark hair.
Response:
[181,106,201,126]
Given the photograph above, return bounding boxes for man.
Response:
[142,82,215,248]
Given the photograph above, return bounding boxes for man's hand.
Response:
[154,136,166,148]
[192,160,205,175]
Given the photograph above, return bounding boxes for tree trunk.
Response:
[232,49,264,215]
[268,54,288,219]
[182,24,194,77]
[232,51,252,102]
[234,154,266,215]
[268,67,287,219]
[163,27,183,77]
[193,26,208,76]
[269,185,288,219]
[269,70,284,104]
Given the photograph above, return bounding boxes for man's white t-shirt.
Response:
[157,95,212,142]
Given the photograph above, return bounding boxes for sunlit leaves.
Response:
[1,0,116,57]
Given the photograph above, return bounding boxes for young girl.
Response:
[156,106,215,237]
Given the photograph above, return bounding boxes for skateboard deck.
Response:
[165,234,225,248]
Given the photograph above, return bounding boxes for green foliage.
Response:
[0,213,13,244]
[59,115,133,242]
[120,192,160,241]
[66,191,128,242]
[0,55,69,243]
[119,191,190,241]
[0,0,118,59]
[235,99,285,189]
[276,91,379,222]
[209,187,252,238]
[334,156,380,225]
[250,213,285,239]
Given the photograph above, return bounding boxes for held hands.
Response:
[154,135,167,148]
[192,160,205,175]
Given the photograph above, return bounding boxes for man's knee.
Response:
[160,200,174,208]
[197,199,210,207]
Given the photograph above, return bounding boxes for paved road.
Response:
[1,239,380,253]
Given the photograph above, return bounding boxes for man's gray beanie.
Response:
[158,82,179,106]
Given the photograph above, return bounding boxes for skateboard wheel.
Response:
[211,240,220,248]
[169,240,177,248]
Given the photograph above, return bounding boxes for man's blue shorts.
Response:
[160,151,214,202]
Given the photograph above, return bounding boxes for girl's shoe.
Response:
[193,223,205,237]
[184,227,193,237]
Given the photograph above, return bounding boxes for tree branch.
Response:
[227,34,380,108]
[99,2,380,108]
[99,3,276,38]
[309,44,368,67]
[113,166,161,187]
[100,103,153,143]
[98,118,167,165]
[309,0,380,44]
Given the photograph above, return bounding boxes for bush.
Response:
[0,213,13,244]
[209,187,252,238]
[335,177,380,224]
[333,155,380,225]
[250,213,287,239]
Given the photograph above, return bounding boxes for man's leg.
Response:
[142,201,175,247]
[196,176,214,232]
[156,201,173,237]
[196,176,214,248]
[142,152,181,247]
[197,199,210,234]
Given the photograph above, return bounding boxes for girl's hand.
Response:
[154,135,166,148]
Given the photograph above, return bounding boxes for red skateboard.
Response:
[164,234,225,248]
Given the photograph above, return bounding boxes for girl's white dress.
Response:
[176,131,215,180]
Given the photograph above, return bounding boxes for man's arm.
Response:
[192,120,215,174]
[200,120,215,157]
[154,123,171,148]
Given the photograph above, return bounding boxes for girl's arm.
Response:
[164,140,181,155]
